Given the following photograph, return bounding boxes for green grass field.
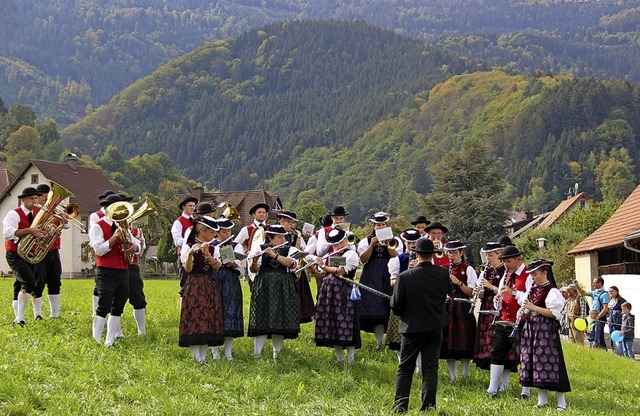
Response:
[1,278,638,415]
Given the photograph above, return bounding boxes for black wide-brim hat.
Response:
[444,240,467,251]
[98,190,115,200]
[526,259,554,273]
[497,235,514,247]
[179,196,198,210]
[369,211,389,224]
[326,228,347,245]
[424,221,448,234]
[249,203,270,215]
[35,184,51,193]
[194,202,215,215]
[497,245,524,260]
[318,214,333,227]
[411,237,441,254]
[481,242,503,253]
[410,215,430,226]
[216,218,234,229]
[99,194,123,207]
[117,193,134,202]
[197,215,219,231]
[400,228,421,242]
[266,224,287,235]
[276,210,298,222]
[329,205,349,216]
[17,187,42,199]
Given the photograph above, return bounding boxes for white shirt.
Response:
[180,240,220,267]
[88,207,106,230]
[233,219,266,249]
[3,205,33,242]
[356,236,404,262]
[171,213,192,248]
[543,287,566,320]
[89,218,140,257]
[496,263,533,305]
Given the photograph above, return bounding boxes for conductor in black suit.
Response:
[391,238,450,413]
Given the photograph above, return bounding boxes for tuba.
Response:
[18,181,77,264]
[105,197,157,264]
[217,201,241,220]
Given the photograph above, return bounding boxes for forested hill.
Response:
[61,20,476,190]
[3,0,640,122]
[267,72,640,220]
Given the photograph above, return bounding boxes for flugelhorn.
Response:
[217,201,241,220]
[105,197,157,264]
[18,181,76,264]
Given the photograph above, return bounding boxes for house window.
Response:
[31,174,39,184]
[579,199,586,208]
[81,216,88,234]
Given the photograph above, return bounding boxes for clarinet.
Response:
[468,261,489,315]
[509,284,536,338]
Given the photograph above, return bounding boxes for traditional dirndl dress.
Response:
[212,242,244,338]
[314,250,361,348]
[440,262,477,360]
[519,283,571,392]
[358,236,392,333]
[179,244,225,347]
[247,246,300,339]
[295,270,316,323]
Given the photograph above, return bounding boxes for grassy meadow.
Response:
[1,278,639,415]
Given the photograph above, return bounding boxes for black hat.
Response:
[444,240,467,251]
[329,205,349,216]
[99,194,122,207]
[17,187,42,199]
[400,228,421,242]
[179,196,198,210]
[266,224,287,235]
[526,259,554,273]
[276,210,298,222]
[98,190,115,200]
[424,221,448,234]
[197,215,219,231]
[369,211,389,224]
[410,215,431,226]
[319,214,333,227]
[497,235,514,247]
[326,228,347,245]
[249,203,270,215]
[117,193,134,202]
[194,202,215,215]
[411,238,441,254]
[497,245,524,260]
[481,242,503,253]
[216,218,234,229]
[35,184,50,193]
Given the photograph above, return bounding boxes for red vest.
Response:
[130,227,142,264]
[175,216,192,254]
[243,223,258,253]
[95,220,128,270]
[433,253,450,268]
[5,207,40,252]
[500,266,529,322]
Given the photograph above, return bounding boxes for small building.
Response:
[0,156,117,277]
[185,187,283,225]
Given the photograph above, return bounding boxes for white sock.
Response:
[487,364,503,395]
[133,308,146,334]
[104,315,121,347]
[224,337,234,360]
[557,392,567,409]
[92,295,99,318]
[373,325,384,346]
[211,346,221,359]
[32,297,43,318]
[335,346,344,362]
[254,335,267,356]
[461,359,471,377]
[199,345,208,363]
[521,386,531,397]
[190,346,200,362]
[12,300,18,321]
[537,389,548,406]
[17,291,28,322]
[48,294,61,318]
[499,369,511,392]
[416,352,422,373]
[396,350,401,363]
[272,335,284,358]
[92,316,105,344]
[115,318,124,338]
[347,346,355,364]
[447,359,457,381]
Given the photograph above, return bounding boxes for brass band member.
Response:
[357,212,401,348]
[127,200,147,336]
[172,196,197,298]
[277,209,315,323]
[520,260,571,410]
[89,196,141,347]
[3,187,45,326]
[486,245,533,398]
[315,205,349,256]
[179,216,224,363]
[410,216,431,237]
[424,221,449,269]
[210,217,245,361]
[311,228,361,364]
[441,240,478,382]
[247,224,300,359]
[233,202,269,253]
[89,190,116,316]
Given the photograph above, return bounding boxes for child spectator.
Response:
[586,309,598,348]
[620,302,635,359]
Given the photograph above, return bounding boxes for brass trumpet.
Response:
[346,232,358,245]
[433,239,444,258]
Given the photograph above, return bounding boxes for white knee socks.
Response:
[48,294,60,318]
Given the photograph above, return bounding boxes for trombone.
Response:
[56,203,86,233]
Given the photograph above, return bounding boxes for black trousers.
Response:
[128,264,147,309]
[33,250,62,297]
[394,329,442,413]
[490,323,519,365]
[6,251,41,294]
[95,266,129,318]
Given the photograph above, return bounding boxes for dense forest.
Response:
[61,21,476,190]
[2,0,640,122]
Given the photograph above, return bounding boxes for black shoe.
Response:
[35,315,43,320]
[12,320,26,327]
[521,394,531,400]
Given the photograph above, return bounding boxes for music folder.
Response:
[219,245,237,264]
[328,257,346,268]
[292,251,309,260]
[301,222,314,237]
[375,226,393,242]
[335,222,351,232]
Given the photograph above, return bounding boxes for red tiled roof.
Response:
[538,192,591,229]
[0,159,117,213]
[568,185,640,255]
[0,168,15,195]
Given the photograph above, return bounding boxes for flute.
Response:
[216,234,235,247]
[246,242,288,261]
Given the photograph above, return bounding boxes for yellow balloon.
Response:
[574,318,587,331]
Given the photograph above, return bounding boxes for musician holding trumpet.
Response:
[247,224,300,359]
